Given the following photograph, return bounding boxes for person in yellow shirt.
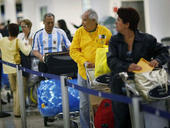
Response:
[70,9,112,128]
[0,23,32,117]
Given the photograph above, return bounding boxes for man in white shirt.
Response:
[32,13,71,73]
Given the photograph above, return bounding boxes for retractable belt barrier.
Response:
[1,59,170,121]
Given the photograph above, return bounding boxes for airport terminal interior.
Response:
[0,0,170,128]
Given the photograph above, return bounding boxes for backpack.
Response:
[94,99,114,128]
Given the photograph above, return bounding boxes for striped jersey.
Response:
[32,27,71,55]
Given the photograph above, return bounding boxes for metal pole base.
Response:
[0,112,11,118]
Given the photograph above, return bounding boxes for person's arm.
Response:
[71,23,82,29]
[18,39,32,56]
[149,36,169,66]
[69,30,87,66]
[104,28,112,45]
[32,50,44,62]
[32,31,44,62]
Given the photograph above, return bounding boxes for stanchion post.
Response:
[132,97,143,128]
[16,65,27,128]
[60,75,70,128]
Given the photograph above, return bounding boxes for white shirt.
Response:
[32,27,71,55]
[18,32,34,45]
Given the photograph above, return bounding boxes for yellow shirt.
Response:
[70,25,112,79]
[0,37,32,74]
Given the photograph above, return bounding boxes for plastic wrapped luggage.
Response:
[44,51,77,77]
[37,79,79,117]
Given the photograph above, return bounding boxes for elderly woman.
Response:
[0,23,32,117]
[107,7,169,128]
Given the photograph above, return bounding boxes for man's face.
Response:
[82,12,96,32]
[44,16,54,34]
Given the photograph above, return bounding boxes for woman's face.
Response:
[21,22,30,34]
[116,17,127,33]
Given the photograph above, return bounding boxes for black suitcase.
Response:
[44,51,77,77]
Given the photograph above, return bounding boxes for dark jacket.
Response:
[107,30,169,94]
[107,30,169,76]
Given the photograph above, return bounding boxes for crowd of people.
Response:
[0,7,169,128]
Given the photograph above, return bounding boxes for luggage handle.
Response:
[45,51,69,57]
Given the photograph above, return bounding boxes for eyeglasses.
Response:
[21,25,28,28]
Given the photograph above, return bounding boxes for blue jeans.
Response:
[78,74,90,128]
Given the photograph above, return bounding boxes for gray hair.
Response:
[85,9,98,23]
[43,12,55,21]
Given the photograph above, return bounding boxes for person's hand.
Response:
[39,55,45,63]
[128,63,142,72]
[149,59,159,67]
[84,62,95,68]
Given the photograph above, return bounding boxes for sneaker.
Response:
[94,74,110,85]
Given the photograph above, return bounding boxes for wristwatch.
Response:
[42,55,45,63]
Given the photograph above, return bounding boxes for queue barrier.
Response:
[1,59,170,128]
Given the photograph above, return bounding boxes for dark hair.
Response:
[57,19,68,31]
[57,19,72,41]
[117,7,140,31]
[8,23,19,37]
[43,12,55,21]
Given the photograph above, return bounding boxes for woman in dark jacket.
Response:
[107,7,169,128]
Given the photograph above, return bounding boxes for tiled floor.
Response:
[0,102,68,128]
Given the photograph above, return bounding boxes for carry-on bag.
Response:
[94,99,114,128]
[44,51,77,77]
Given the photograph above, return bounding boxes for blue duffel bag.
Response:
[37,79,79,117]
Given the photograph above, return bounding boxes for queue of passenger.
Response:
[0,7,169,128]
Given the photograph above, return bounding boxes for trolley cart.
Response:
[38,51,79,127]
[119,72,170,128]
[85,67,111,128]
[119,72,143,128]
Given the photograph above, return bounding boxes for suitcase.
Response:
[94,99,114,128]
[44,51,77,77]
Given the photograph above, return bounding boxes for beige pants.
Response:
[8,73,27,116]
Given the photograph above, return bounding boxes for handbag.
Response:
[134,68,169,101]
[14,39,21,64]
[44,51,77,77]
[95,46,111,78]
